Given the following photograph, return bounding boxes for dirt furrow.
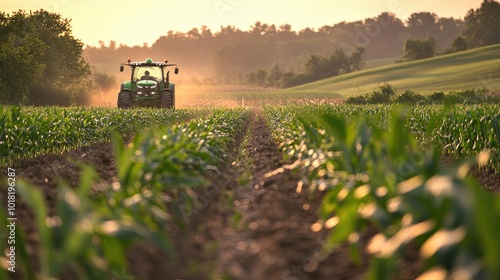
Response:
[209,110,370,280]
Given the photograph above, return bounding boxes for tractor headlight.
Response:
[151,92,156,95]
[137,92,143,95]
[137,85,143,89]
[149,84,157,89]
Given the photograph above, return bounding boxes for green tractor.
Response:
[118,58,179,108]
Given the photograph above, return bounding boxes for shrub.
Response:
[427,91,445,103]
[444,88,489,105]
[346,94,370,104]
[395,89,426,104]
[368,83,397,104]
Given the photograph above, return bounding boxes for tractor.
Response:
[117,58,179,108]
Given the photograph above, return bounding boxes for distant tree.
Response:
[463,0,500,47]
[305,54,330,79]
[406,12,440,38]
[449,36,468,53]
[280,71,296,88]
[348,46,366,71]
[438,17,464,49]
[109,40,117,50]
[200,25,213,38]
[402,37,435,61]
[246,69,267,86]
[266,64,283,87]
[187,28,201,39]
[282,47,365,87]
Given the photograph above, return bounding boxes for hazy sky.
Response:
[1,0,484,47]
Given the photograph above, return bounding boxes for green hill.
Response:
[285,44,500,97]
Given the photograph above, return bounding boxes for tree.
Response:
[450,36,468,53]
[0,10,91,105]
[402,37,435,61]
[266,64,283,87]
[406,12,440,38]
[463,0,500,47]
[348,47,366,72]
[0,11,45,104]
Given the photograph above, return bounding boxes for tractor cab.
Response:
[117,58,179,109]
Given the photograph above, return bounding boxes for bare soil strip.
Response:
[209,110,370,280]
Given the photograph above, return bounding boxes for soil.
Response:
[1,110,499,280]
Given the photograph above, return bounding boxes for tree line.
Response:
[84,11,468,86]
[85,1,500,88]
[242,47,366,88]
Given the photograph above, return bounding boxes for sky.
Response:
[1,0,485,47]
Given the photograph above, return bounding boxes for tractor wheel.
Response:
[160,90,174,109]
[117,91,132,108]
[171,84,176,109]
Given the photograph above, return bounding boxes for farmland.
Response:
[285,44,500,97]
[1,102,500,279]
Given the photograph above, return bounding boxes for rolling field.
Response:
[285,44,500,97]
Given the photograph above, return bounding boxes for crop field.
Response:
[1,102,499,280]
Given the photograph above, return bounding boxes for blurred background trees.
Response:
[84,8,478,87]
[0,10,91,105]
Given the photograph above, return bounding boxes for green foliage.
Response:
[347,84,500,105]
[407,105,500,170]
[241,47,366,88]
[346,83,397,104]
[1,108,249,279]
[448,36,468,53]
[0,106,202,164]
[0,10,91,106]
[463,0,500,47]
[443,88,499,104]
[264,104,500,279]
[394,89,427,104]
[428,91,446,103]
[402,37,436,61]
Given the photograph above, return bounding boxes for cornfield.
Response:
[1,104,499,279]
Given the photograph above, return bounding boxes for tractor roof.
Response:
[122,58,177,68]
[130,62,166,67]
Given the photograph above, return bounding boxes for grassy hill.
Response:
[285,44,500,97]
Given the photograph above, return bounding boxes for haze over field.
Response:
[1,0,484,46]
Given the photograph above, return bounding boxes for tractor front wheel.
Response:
[160,90,174,109]
[117,91,132,108]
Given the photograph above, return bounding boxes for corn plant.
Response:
[265,105,500,279]
[0,106,203,164]
[1,108,249,279]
